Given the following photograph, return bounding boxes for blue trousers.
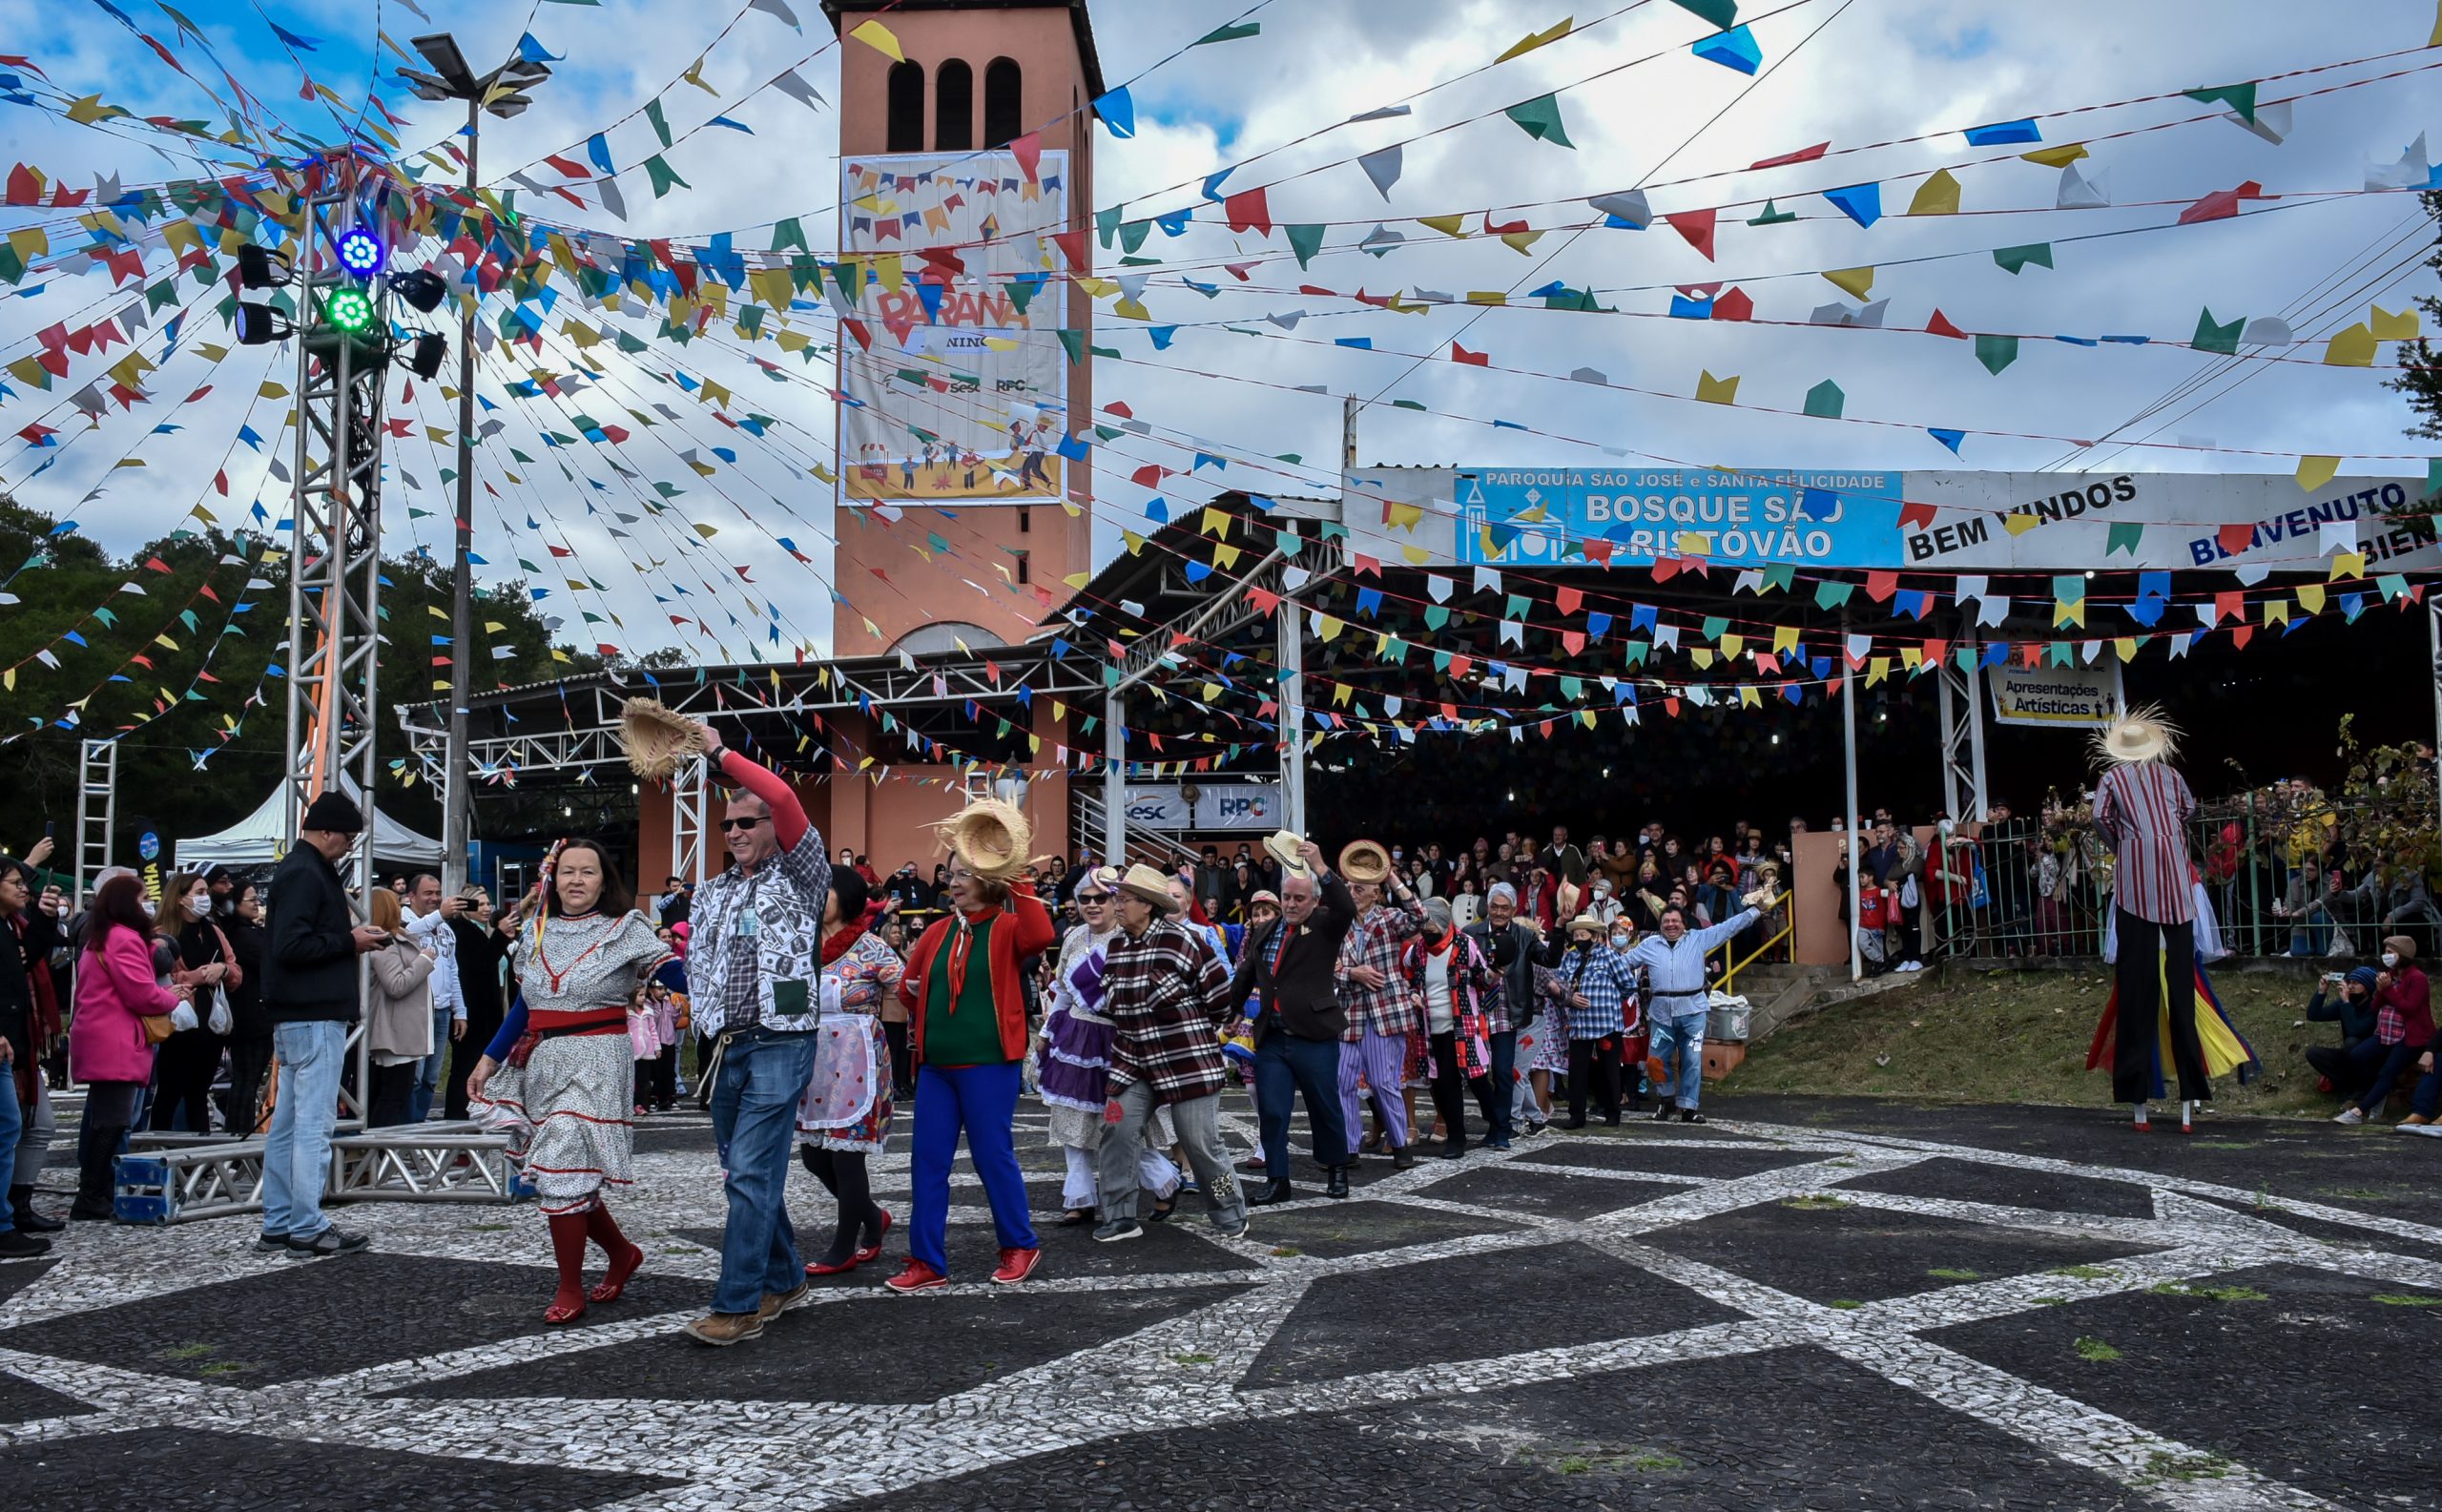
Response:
[1650,1007,1709,1110]
[1254,1031,1349,1179]
[708,1027,818,1315]
[260,1020,346,1240]
[0,1082,19,1233]
[909,1062,1037,1275]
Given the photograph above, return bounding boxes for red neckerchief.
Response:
[947,903,1004,1004]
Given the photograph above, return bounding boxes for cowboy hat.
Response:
[931,797,1032,883]
[618,697,705,781]
[1263,828,1312,880]
[2093,704,2181,767]
[1339,839,1392,884]
[1566,913,1604,936]
[1116,862,1183,913]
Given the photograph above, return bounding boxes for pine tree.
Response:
[2384,190,2442,447]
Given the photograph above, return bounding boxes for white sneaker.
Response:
[2332,1108,2367,1126]
[2400,1122,2442,1138]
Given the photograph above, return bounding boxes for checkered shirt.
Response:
[1102,916,1236,1106]
[1335,897,1426,1042]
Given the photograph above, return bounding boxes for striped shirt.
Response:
[2093,761,2195,924]
[1335,897,1427,1041]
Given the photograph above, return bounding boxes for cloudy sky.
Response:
[1,0,2435,670]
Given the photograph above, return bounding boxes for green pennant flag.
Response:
[1761,563,1796,592]
[1196,21,1261,44]
[1746,199,1796,226]
[1992,242,2053,275]
[1424,605,1450,631]
[770,217,806,253]
[1287,223,1325,269]
[2183,81,2256,122]
[1803,379,1845,419]
[1975,334,2018,376]
[2192,306,2245,356]
[1504,93,1574,148]
[1057,329,1085,365]
[1624,641,1650,666]
[1095,203,1122,247]
[736,305,764,338]
[1670,0,1740,29]
[644,155,690,197]
[2105,521,2144,556]
[1120,218,1150,254]
[1814,580,1854,611]
[615,329,648,354]
[1004,279,1037,316]
[646,97,673,147]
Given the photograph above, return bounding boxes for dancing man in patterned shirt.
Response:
[679,719,833,1346]
[1335,865,1429,1169]
[1094,865,1250,1243]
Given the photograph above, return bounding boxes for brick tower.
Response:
[822,0,1102,654]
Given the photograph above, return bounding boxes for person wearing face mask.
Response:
[1396,898,1497,1158]
[1543,912,1639,1128]
[149,872,242,1134]
[2304,966,2383,1100]
[2333,936,2434,1126]
[1229,835,1359,1203]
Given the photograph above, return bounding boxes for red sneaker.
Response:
[882,1259,947,1295]
[853,1209,894,1266]
[990,1246,1042,1285]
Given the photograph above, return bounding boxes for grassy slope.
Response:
[1724,964,2345,1118]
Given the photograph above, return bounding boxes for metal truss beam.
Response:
[114,1129,512,1223]
[75,736,117,899]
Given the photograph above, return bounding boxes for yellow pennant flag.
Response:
[1496,16,1574,62]
[1907,169,1960,216]
[2370,304,2421,341]
[2324,324,2376,366]
[2021,143,2088,168]
[1823,266,1874,299]
[850,18,904,61]
[1695,370,1739,404]
[2295,455,2340,491]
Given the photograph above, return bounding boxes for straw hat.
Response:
[1566,913,1604,936]
[1115,862,1182,913]
[618,697,705,781]
[1263,828,1312,880]
[1339,839,1392,884]
[2092,704,2181,767]
[931,797,1033,883]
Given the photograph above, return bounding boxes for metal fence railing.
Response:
[1912,796,2439,962]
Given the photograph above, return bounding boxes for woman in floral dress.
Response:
[467,839,669,1323]
[797,869,904,1275]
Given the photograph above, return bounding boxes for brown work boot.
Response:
[757,1279,815,1320]
[681,1311,766,1347]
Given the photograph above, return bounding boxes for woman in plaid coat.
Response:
[1397,899,1500,1156]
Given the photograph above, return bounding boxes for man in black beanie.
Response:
[257,790,387,1259]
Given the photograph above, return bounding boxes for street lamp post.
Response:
[397,32,549,895]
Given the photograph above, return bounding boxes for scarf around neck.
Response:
[947,902,1004,1004]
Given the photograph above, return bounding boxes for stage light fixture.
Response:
[237,245,291,290]
[324,287,375,334]
[404,332,447,381]
[337,228,386,278]
[390,268,448,314]
[234,301,291,346]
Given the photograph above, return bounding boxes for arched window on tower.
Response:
[886,60,925,152]
[934,59,973,153]
[983,57,1023,149]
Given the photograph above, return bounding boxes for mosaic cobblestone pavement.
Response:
[3,1092,2438,1511]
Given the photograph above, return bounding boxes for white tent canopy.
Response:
[174,777,443,871]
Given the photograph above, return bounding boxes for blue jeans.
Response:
[0,1079,20,1232]
[1253,1031,1349,1180]
[408,1006,452,1124]
[2287,907,2333,957]
[260,1020,347,1240]
[1473,1028,1518,1143]
[1650,1007,1708,1110]
[708,1027,818,1315]
[909,1062,1037,1275]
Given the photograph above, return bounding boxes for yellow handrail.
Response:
[1718,922,1794,995]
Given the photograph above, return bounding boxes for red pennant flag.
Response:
[1583,540,1614,566]
[143,555,172,573]
[1750,141,1831,170]
[2212,589,2243,622]
[1049,228,1087,270]
[1664,208,1717,260]
[1555,586,1583,615]
[1222,187,1272,236]
[2215,524,2254,556]
[1009,131,1044,182]
[1106,401,1134,418]
[1709,287,1754,322]
[1451,342,1488,366]
[1864,570,1898,602]
[1926,309,1967,339]
[544,154,591,178]
[213,469,228,495]
[1897,500,1936,531]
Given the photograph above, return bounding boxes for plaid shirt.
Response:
[1335,896,1426,1042]
[1102,916,1235,1106]
[2373,964,2433,1046]
[1547,942,1641,1040]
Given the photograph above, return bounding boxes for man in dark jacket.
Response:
[1464,880,1558,1146]
[257,791,387,1260]
[1227,836,1358,1204]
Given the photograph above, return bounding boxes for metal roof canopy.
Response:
[396,643,1105,783]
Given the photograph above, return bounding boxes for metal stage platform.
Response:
[116,1126,514,1224]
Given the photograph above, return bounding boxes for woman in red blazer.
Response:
[885,859,1054,1293]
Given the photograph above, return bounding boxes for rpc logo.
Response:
[1210,793,1274,821]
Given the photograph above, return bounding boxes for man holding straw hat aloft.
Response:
[2090,706,2209,1132]
[1092,865,1251,1244]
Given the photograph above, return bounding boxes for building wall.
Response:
[832,4,1095,655]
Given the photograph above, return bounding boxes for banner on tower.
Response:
[838,150,1070,506]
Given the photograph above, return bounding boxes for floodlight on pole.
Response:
[337,228,386,277]
[323,287,374,333]
[237,244,292,290]
[390,268,448,313]
[234,302,292,345]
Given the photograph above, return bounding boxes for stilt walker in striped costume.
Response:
[2089,707,2210,1133]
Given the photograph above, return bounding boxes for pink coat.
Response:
[69,925,182,1085]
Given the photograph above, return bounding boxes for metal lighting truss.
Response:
[116,1129,514,1224]
[74,736,117,899]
